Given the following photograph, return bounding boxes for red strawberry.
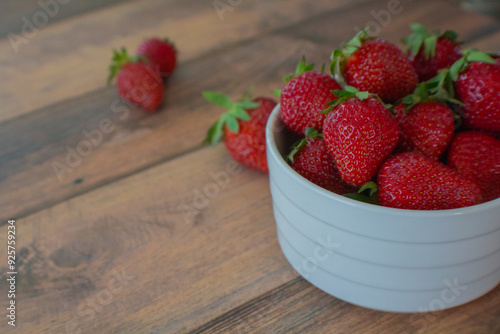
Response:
[108,48,163,111]
[331,30,418,103]
[322,87,399,186]
[280,57,341,135]
[203,90,276,172]
[137,38,177,77]
[287,128,355,194]
[454,53,500,132]
[394,101,455,160]
[378,151,482,210]
[402,24,462,81]
[448,131,500,202]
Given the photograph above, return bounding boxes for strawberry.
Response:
[331,30,418,103]
[378,151,482,210]
[203,89,277,172]
[287,128,355,194]
[453,51,500,132]
[137,38,177,77]
[447,131,500,202]
[394,100,455,160]
[322,87,399,186]
[402,23,462,82]
[280,57,341,135]
[108,47,164,111]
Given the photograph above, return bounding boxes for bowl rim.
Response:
[266,103,500,217]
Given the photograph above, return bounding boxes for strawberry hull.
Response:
[266,104,500,313]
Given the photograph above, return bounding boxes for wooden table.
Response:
[1,0,499,333]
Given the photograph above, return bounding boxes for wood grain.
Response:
[0,0,135,39]
[0,145,291,333]
[189,278,500,334]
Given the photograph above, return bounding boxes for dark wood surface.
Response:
[0,0,499,333]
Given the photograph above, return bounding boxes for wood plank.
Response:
[189,277,500,333]
[0,144,292,333]
[279,0,500,51]
[0,0,135,39]
[2,0,499,224]
[0,0,372,124]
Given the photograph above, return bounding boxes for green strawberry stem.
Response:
[279,57,326,96]
[202,90,259,146]
[286,128,322,163]
[342,181,378,204]
[107,47,147,85]
[398,75,461,112]
[330,28,373,85]
[323,86,394,115]
[448,48,496,81]
[398,48,496,113]
[283,56,315,83]
[238,85,255,104]
[402,23,460,59]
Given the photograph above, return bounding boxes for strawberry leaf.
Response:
[410,22,429,35]
[343,181,378,204]
[107,47,145,84]
[465,50,496,64]
[319,105,335,114]
[295,56,315,76]
[448,49,496,81]
[203,89,259,146]
[286,127,322,163]
[304,127,321,138]
[238,85,255,103]
[327,86,376,110]
[402,23,460,60]
[202,91,233,108]
[284,56,314,83]
[441,30,459,43]
[231,105,251,121]
[272,89,282,98]
[225,114,239,133]
[283,73,294,83]
[449,57,467,81]
[359,181,378,197]
[204,118,225,146]
[397,69,462,112]
[402,23,431,57]
[423,35,438,59]
[237,101,259,110]
[332,89,355,98]
[346,29,367,49]
[355,91,370,100]
[331,49,344,59]
[329,28,371,84]
[342,193,377,204]
[344,85,359,93]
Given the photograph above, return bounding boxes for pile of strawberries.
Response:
[108,38,177,111]
[205,23,500,211]
[282,24,500,210]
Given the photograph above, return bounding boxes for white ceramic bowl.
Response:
[266,104,500,313]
